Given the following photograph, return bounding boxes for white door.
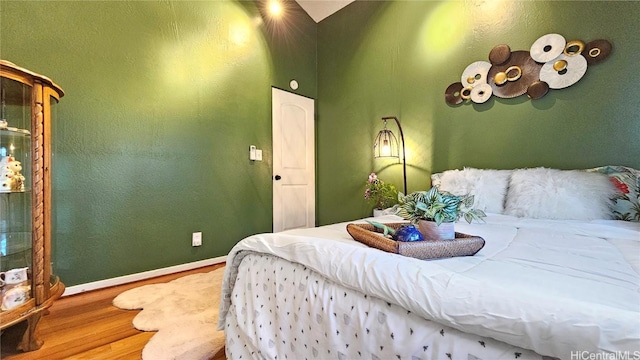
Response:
[272,88,315,232]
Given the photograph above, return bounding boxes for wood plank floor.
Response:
[1,264,226,360]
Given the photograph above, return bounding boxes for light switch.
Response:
[250,145,263,161]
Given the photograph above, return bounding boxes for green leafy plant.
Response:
[364,172,399,210]
[396,186,486,225]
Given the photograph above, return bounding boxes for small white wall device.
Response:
[249,145,263,161]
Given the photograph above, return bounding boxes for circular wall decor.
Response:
[530,33,566,63]
[487,51,542,99]
[553,60,568,72]
[444,33,611,105]
[444,82,464,105]
[460,86,473,100]
[527,80,549,99]
[505,66,522,82]
[539,53,587,89]
[470,83,492,103]
[460,61,492,88]
[564,40,585,56]
[583,39,612,65]
[488,44,511,65]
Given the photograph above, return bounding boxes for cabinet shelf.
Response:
[0,128,31,137]
[1,231,32,257]
[0,189,30,194]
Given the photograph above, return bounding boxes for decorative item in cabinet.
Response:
[0,60,65,352]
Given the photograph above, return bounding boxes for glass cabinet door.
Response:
[1,76,34,307]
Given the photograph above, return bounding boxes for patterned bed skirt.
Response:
[223,253,556,360]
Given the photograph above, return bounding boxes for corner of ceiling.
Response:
[294,0,355,23]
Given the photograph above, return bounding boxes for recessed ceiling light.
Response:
[268,0,282,17]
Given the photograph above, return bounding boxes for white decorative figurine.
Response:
[0,156,25,192]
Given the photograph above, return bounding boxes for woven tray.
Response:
[346,222,485,260]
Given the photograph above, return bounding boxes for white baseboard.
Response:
[62,255,227,297]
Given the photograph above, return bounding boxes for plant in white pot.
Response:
[364,172,399,215]
[396,186,486,240]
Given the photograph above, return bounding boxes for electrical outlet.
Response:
[192,232,202,247]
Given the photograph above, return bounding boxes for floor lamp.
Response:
[373,116,407,195]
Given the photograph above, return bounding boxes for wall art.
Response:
[444,34,612,105]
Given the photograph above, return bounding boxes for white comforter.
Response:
[218,214,640,358]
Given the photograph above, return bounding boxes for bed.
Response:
[217,166,640,360]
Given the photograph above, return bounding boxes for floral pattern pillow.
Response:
[588,165,640,221]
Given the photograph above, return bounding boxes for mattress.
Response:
[218,214,640,359]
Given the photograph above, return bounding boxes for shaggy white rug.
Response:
[112,268,225,360]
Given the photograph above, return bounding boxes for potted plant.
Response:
[395,186,486,240]
[364,172,399,215]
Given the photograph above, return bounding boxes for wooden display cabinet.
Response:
[0,60,65,352]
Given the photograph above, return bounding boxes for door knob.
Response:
[274,175,282,180]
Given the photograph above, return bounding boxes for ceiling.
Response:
[295,0,355,22]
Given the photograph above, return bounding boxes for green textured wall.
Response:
[2,0,639,287]
[0,0,317,286]
[316,1,640,225]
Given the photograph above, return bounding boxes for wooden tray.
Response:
[346,222,485,260]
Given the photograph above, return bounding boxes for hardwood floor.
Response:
[1,264,226,360]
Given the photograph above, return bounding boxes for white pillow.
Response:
[504,167,616,220]
[434,168,512,214]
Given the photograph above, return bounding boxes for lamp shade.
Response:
[374,125,399,158]
[373,116,407,195]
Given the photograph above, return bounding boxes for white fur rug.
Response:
[112,268,225,360]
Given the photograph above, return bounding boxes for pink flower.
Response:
[364,188,371,199]
[368,172,377,183]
